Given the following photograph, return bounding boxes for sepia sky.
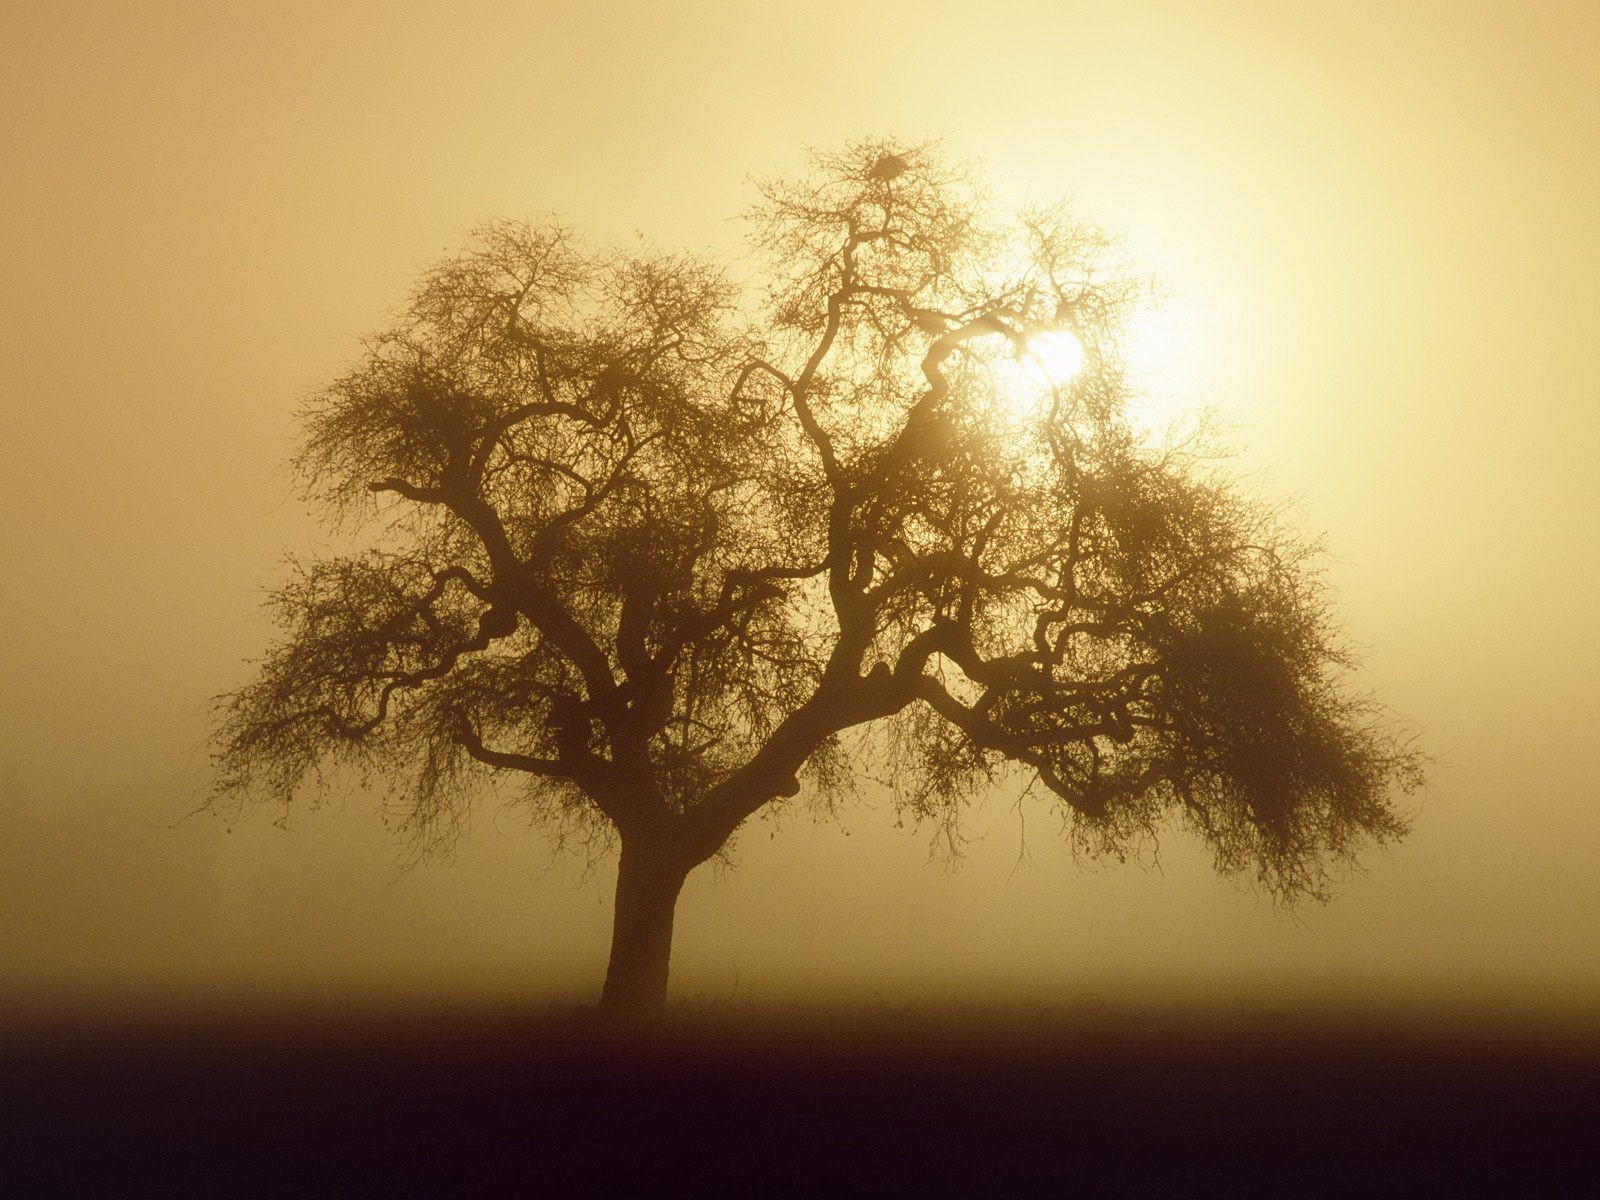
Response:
[2,0,1596,1012]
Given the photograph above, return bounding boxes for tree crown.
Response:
[215,138,1417,900]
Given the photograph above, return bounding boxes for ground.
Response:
[2,998,1594,1194]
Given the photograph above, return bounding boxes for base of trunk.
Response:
[598,841,689,1016]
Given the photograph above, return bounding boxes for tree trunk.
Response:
[598,839,690,1016]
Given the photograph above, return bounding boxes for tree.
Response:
[213,140,1419,1015]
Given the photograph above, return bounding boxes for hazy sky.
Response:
[3,0,1596,1011]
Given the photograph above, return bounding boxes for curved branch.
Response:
[792,296,844,482]
[365,470,623,717]
[454,722,566,778]
[368,477,445,504]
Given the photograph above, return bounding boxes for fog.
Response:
[3,0,1597,1019]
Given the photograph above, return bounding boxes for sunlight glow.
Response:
[1119,302,1216,441]
[1023,330,1087,384]
[993,305,1218,442]
[989,330,1086,428]
[1123,305,1204,389]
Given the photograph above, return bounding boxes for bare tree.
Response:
[213,140,1419,1014]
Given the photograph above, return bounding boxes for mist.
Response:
[3,0,1596,1037]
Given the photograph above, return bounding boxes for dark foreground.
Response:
[3,999,1595,1195]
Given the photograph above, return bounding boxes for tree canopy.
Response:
[214,139,1418,1011]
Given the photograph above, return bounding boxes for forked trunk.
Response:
[598,839,690,1016]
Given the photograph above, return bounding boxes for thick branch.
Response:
[454,723,566,779]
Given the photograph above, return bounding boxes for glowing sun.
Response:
[1022,330,1087,383]
[988,302,1216,441]
[989,330,1086,427]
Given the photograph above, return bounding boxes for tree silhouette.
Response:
[213,140,1419,1014]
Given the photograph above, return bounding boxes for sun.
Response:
[986,303,1217,440]
[1022,330,1087,383]
[986,330,1087,428]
